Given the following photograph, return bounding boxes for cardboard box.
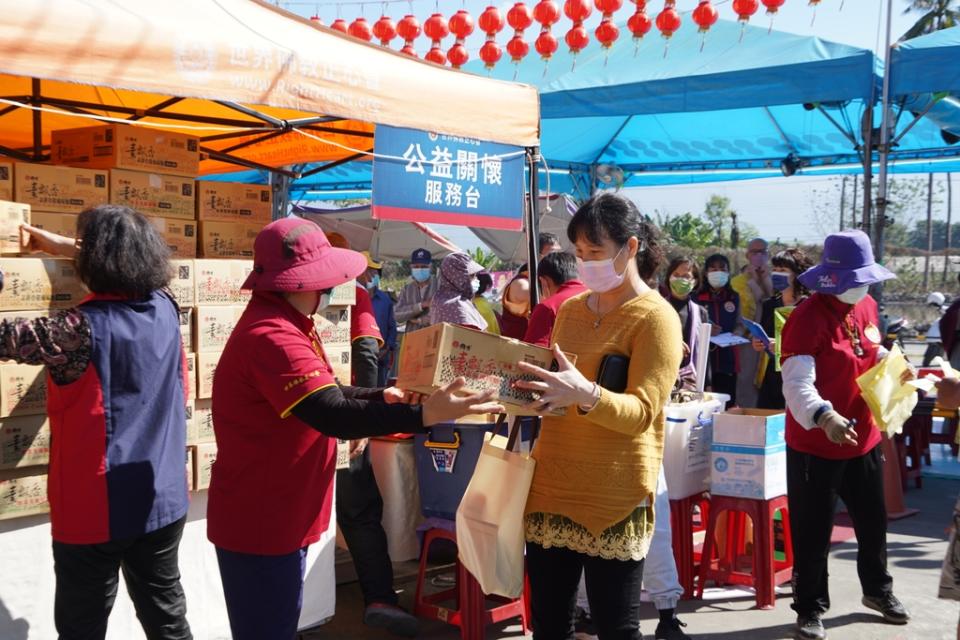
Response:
[0,310,48,323]
[195,305,244,353]
[662,394,726,500]
[30,211,78,238]
[396,323,567,416]
[336,440,351,470]
[711,443,787,500]
[0,201,30,255]
[0,415,51,470]
[314,306,351,348]
[713,409,786,448]
[196,351,221,399]
[330,281,357,306]
[193,398,215,444]
[195,260,253,306]
[148,217,196,258]
[14,163,108,214]
[169,259,195,307]
[185,403,195,444]
[0,364,46,418]
[0,162,12,200]
[199,221,260,259]
[179,308,194,353]
[186,446,195,492]
[0,258,87,311]
[111,170,195,219]
[193,442,217,491]
[197,181,272,223]
[51,124,200,176]
[185,353,196,401]
[325,343,352,384]
[0,468,49,520]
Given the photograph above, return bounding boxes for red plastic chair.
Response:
[413,527,531,640]
[669,491,711,599]
[694,494,793,609]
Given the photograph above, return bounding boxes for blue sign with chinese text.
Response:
[371,125,525,231]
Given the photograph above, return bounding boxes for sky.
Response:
[279,0,941,253]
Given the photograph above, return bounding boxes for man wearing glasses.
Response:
[731,237,774,408]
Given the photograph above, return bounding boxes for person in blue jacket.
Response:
[696,253,741,407]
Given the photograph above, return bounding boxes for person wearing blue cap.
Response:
[395,248,438,333]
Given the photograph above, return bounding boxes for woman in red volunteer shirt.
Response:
[206,217,503,640]
[780,230,910,640]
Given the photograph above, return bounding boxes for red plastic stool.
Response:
[414,527,531,640]
[694,494,793,609]
[669,491,711,599]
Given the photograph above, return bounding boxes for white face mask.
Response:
[707,271,729,289]
[577,246,627,293]
[314,290,332,315]
[836,285,869,305]
[470,278,481,295]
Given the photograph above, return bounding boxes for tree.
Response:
[901,0,960,40]
[656,211,717,249]
[468,247,503,271]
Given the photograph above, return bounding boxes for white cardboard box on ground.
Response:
[710,443,787,500]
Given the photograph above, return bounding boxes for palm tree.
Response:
[902,0,960,40]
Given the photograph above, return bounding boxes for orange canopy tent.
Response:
[0,0,540,178]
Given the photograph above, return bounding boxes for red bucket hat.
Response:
[242,217,367,292]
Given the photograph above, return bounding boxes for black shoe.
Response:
[363,603,418,637]
[795,612,826,640]
[861,593,910,625]
[655,616,691,640]
[574,606,597,636]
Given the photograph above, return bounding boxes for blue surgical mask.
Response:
[707,271,729,289]
[412,267,430,283]
[771,272,791,292]
[366,274,381,290]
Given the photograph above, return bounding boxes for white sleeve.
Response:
[781,355,831,430]
[876,345,889,360]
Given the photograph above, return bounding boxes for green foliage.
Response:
[468,246,504,271]
[656,211,717,249]
[901,0,960,40]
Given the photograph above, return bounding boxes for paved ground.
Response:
[302,464,959,640]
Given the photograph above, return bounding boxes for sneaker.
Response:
[795,612,826,640]
[655,616,690,640]
[861,594,910,625]
[363,603,419,637]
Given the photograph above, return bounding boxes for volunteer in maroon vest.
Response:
[1,207,192,640]
[206,217,503,640]
[780,230,910,640]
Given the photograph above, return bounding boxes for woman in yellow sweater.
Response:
[517,193,683,640]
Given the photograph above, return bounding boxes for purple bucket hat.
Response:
[798,230,895,294]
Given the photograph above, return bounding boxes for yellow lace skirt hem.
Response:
[524,508,654,562]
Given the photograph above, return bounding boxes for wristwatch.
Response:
[812,403,831,426]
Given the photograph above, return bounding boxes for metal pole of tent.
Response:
[527,147,541,308]
[272,172,291,221]
[874,0,895,286]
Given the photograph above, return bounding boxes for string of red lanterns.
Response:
[309,1,833,70]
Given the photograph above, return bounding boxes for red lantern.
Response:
[425,46,447,65]
[595,19,619,49]
[330,18,348,34]
[480,40,503,68]
[809,0,821,5]
[564,0,593,22]
[692,1,718,32]
[732,0,760,21]
[628,0,652,45]
[507,3,534,30]
[595,0,624,14]
[449,10,475,40]
[372,16,397,45]
[565,24,590,53]
[397,14,421,56]
[309,14,322,24]
[424,13,449,40]
[535,31,559,58]
[348,17,373,41]
[761,0,786,12]
[448,43,470,68]
[534,0,561,26]
[479,5,505,34]
[506,34,530,61]
[655,3,681,39]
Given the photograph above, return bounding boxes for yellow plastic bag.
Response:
[855,345,917,435]
[773,306,795,373]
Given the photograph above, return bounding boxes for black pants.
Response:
[335,447,397,606]
[711,372,738,408]
[787,445,893,616]
[52,516,191,640]
[526,541,645,640]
